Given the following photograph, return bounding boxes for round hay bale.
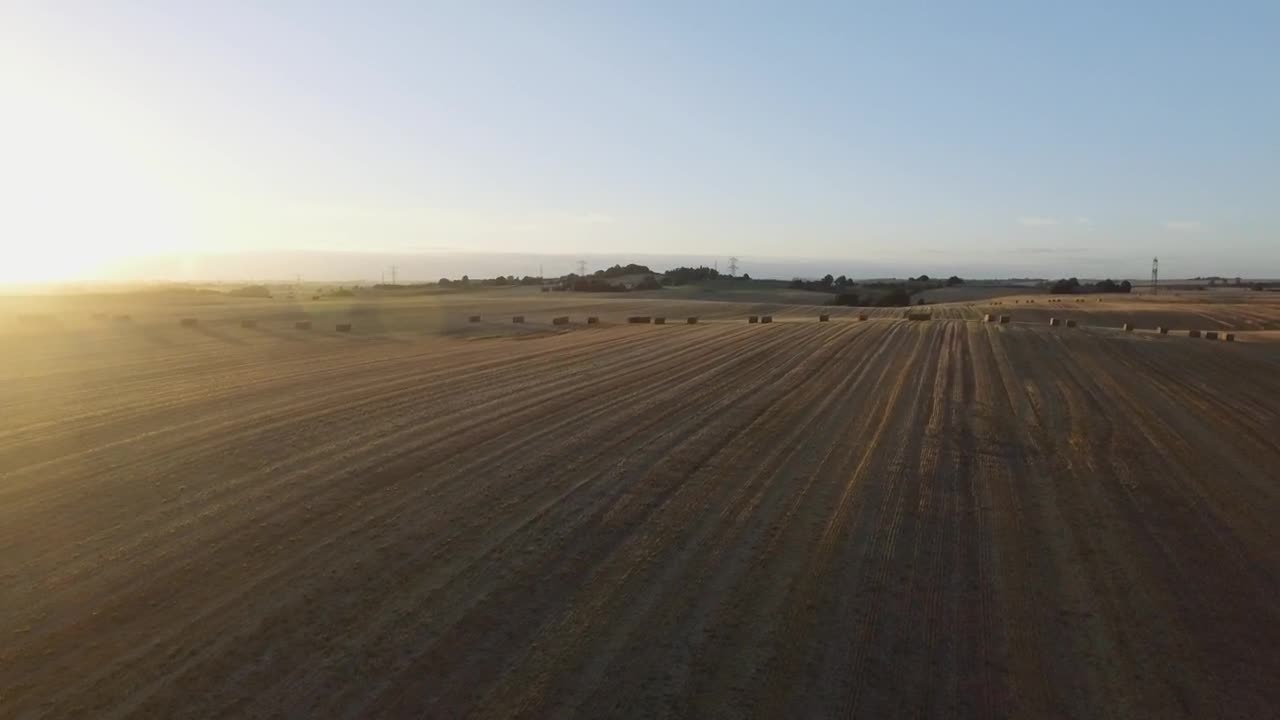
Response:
[1188,329,1201,338]
[587,316,599,324]
[999,315,1011,324]
[1123,323,1134,332]
[468,315,481,323]
[512,315,525,324]
[760,316,773,323]
[552,316,570,325]
[1224,333,1236,342]
[1204,331,1219,340]
[336,323,352,332]
[748,316,759,323]
[1049,318,1059,326]
[818,314,829,322]
[295,320,312,330]
[1065,319,1078,327]
[687,317,698,324]
[653,317,666,325]
[1157,326,1169,335]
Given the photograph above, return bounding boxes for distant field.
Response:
[3,291,1280,717]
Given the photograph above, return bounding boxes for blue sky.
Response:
[2,2,1277,280]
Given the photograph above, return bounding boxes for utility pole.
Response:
[539,263,544,279]
[728,257,739,277]
[1151,257,1158,295]
[390,265,398,285]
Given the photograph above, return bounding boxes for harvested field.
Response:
[2,297,1280,718]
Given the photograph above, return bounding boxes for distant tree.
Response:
[741,273,751,280]
[461,275,470,286]
[917,297,927,305]
[877,286,912,307]
[820,274,834,289]
[828,292,860,306]
[635,275,662,290]
[916,274,930,282]
[790,278,805,289]
[946,275,964,286]
[1119,280,1132,293]
[835,275,848,286]
[1252,283,1265,291]
[438,277,451,286]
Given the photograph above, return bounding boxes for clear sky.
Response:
[2,1,1277,281]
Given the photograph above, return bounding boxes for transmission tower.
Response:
[728,257,739,277]
[1151,257,1158,295]
[577,260,586,276]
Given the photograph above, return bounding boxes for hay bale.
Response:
[1157,326,1169,335]
[984,313,994,322]
[179,318,198,327]
[468,315,481,323]
[687,317,698,324]
[587,316,599,324]
[512,315,525,324]
[628,316,651,324]
[1049,318,1059,326]
[653,317,666,325]
[295,320,312,330]
[540,287,550,293]
[1188,329,1201,338]
[760,316,773,323]
[905,312,931,321]
[1123,323,1134,332]
[1224,333,1235,342]
[336,323,352,332]
[999,315,1011,324]
[819,314,830,322]
[1204,331,1219,340]
[858,313,868,321]
[1066,319,1078,328]
[552,316,570,325]
[240,319,257,328]
[748,316,759,323]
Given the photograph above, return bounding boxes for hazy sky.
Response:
[2,2,1277,281]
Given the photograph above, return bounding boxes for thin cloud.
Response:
[1164,220,1204,232]
[1018,216,1061,227]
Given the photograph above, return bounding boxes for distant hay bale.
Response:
[1204,331,1219,340]
[587,316,599,324]
[512,315,525,324]
[1123,323,1134,332]
[748,316,759,323]
[905,312,932,321]
[819,314,829,322]
[653,317,666,324]
[1066,319,1078,327]
[552,316,570,325]
[312,295,320,301]
[858,313,868,321]
[540,287,550,293]
[628,316,651,324]
[999,315,1011,324]
[1224,333,1235,342]
[468,315,481,323]
[760,316,773,323]
[336,323,352,332]
[240,319,257,328]
[984,313,994,322]
[179,318,199,327]
[1157,326,1169,334]
[295,320,312,330]
[687,317,698,324]
[1188,329,1201,338]
[1049,318,1059,326]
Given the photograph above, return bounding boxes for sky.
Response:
[1,1,1277,282]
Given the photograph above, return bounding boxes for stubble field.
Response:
[2,291,1279,718]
